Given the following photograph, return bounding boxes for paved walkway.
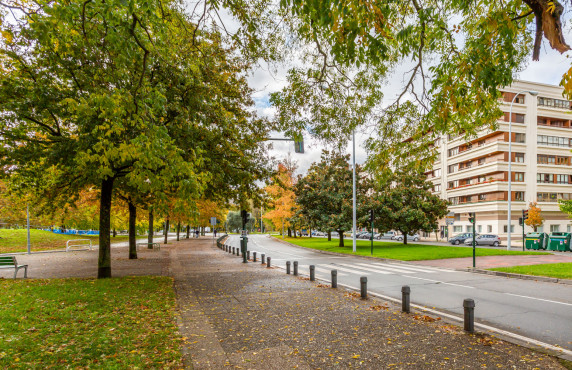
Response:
[2,237,567,368]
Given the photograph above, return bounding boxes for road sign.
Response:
[210,217,217,226]
[445,212,455,225]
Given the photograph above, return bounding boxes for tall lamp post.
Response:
[507,90,538,250]
[352,129,357,253]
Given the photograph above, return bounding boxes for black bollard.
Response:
[247,250,250,260]
[360,277,367,299]
[286,261,291,274]
[261,254,265,264]
[463,299,475,333]
[401,286,411,313]
[331,270,338,288]
[267,257,271,268]
[293,261,298,276]
[310,265,315,281]
[253,252,257,262]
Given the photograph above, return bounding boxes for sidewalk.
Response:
[2,237,566,368]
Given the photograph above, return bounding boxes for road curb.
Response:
[462,267,572,285]
[269,236,572,285]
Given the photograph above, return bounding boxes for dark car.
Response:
[449,233,478,245]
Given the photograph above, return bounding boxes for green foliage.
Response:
[372,172,448,244]
[282,237,550,261]
[559,199,572,220]
[294,151,370,247]
[0,276,181,367]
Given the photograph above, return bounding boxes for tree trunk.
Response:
[164,217,169,244]
[176,222,181,241]
[128,200,137,260]
[186,224,190,239]
[112,228,116,237]
[147,209,154,248]
[327,231,331,241]
[287,227,292,237]
[309,227,312,238]
[201,226,205,236]
[98,177,114,279]
[338,229,344,247]
[403,233,408,245]
[293,227,297,238]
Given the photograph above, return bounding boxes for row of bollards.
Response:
[217,243,476,334]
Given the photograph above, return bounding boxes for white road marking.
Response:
[504,293,572,307]
[381,263,451,273]
[297,265,348,276]
[355,263,415,274]
[406,276,475,289]
[335,263,391,275]
[327,264,371,275]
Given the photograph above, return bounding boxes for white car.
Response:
[395,233,420,242]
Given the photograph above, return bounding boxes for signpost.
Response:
[445,212,455,242]
[210,217,217,245]
[370,210,374,256]
[468,212,476,268]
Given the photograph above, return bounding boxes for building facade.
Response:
[429,80,572,244]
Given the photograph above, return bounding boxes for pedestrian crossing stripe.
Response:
[371,262,442,274]
[297,264,348,276]
[354,262,415,274]
[334,263,390,275]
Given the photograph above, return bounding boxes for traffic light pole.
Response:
[469,212,476,268]
[241,210,249,263]
[522,209,526,251]
[370,210,374,256]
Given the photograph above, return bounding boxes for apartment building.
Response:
[428,80,572,244]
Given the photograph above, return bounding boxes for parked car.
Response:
[379,231,398,240]
[395,233,420,242]
[464,234,501,247]
[373,233,382,240]
[449,233,478,245]
[359,232,374,239]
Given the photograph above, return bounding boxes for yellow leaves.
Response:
[546,1,556,14]
[1,30,13,44]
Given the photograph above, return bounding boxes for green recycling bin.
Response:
[525,232,548,250]
[547,232,571,252]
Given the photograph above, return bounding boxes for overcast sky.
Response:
[249,37,572,176]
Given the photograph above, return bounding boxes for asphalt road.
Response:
[225,234,572,355]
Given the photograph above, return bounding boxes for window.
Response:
[448,147,459,157]
[514,173,524,182]
[478,140,486,147]
[567,225,571,233]
[478,194,486,201]
[503,225,515,233]
[448,180,458,189]
[448,164,458,174]
[550,225,560,233]
[557,174,569,184]
[515,153,524,163]
[449,197,459,205]
[514,191,524,201]
[466,225,473,232]
[434,168,441,177]
[487,225,492,233]
[538,154,548,164]
[515,114,525,123]
[478,158,486,165]
[433,184,441,192]
[537,174,554,183]
[557,157,569,165]
[477,225,482,233]
[514,133,525,143]
[536,192,572,202]
[538,135,572,147]
[538,97,572,109]
[478,175,486,183]
[453,226,462,233]
[537,225,544,233]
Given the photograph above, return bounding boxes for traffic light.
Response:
[523,209,529,222]
[241,210,250,225]
[294,139,304,153]
[468,212,475,224]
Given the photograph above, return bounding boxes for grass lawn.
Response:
[489,263,572,280]
[0,276,182,368]
[281,237,551,261]
[0,229,131,254]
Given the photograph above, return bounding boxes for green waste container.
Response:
[525,232,548,250]
[547,232,571,252]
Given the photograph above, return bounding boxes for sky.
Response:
[248,34,572,177]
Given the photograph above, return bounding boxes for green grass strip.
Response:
[0,229,131,254]
[281,237,551,261]
[0,276,182,368]
[489,263,572,280]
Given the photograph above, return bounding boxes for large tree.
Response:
[373,172,448,245]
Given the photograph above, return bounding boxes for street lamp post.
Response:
[352,130,357,253]
[507,90,538,250]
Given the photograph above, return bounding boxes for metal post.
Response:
[331,270,338,288]
[352,129,357,253]
[286,261,291,274]
[247,250,250,260]
[472,216,476,268]
[253,252,257,262]
[26,204,31,255]
[360,276,367,299]
[522,209,526,251]
[261,254,265,264]
[401,286,411,313]
[293,261,298,276]
[370,210,374,256]
[310,265,315,281]
[267,257,271,268]
[463,299,475,333]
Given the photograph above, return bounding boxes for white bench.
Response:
[66,239,93,252]
[0,256,28,278]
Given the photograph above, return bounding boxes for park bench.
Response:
[66,239,93,252]
[136,242,161,250]
[0,256,28,278]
